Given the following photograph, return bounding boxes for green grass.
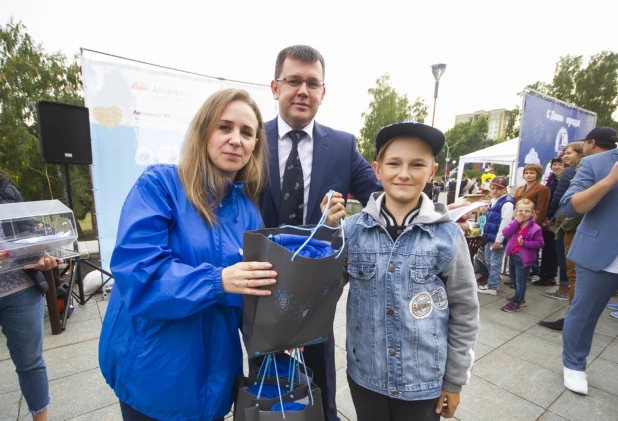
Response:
[78,212,97,241]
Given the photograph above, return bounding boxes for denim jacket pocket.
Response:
[409,265,438,297]
[348,263,377,297]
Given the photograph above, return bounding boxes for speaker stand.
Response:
[64,163,74,210]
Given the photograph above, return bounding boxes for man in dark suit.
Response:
[259,45,380,421]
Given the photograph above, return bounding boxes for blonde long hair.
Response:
[563,141,584,167]
[178,89,269,226]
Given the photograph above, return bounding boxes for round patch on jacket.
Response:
[409,291,433,319]
[432,287,448,310]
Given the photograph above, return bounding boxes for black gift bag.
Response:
[244,384,324,421]
[241,224,346,356]
[248,352,313,385]
[233,376,292,421]
[234,350,318,421]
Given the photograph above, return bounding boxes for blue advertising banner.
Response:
[517,91,596,186]
[81,51,277,273]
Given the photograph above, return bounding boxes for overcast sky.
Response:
[3,0,618,136]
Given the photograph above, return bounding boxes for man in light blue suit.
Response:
[560,127,618,395]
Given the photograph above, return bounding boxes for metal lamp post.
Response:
[431,63,447,127]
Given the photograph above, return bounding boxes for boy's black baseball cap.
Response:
[375,120,446,157]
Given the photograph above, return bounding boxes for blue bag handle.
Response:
[255,353,287,418]
[280,190,346,262]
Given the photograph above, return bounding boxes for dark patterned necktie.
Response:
[279,130,306,226]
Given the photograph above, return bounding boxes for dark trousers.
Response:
[539,229,557,279]
[347,374,439,421]
[303,337,339,421]
[119,401,223,421]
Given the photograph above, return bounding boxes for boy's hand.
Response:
[435,389,460,418]
[320,192,346,227]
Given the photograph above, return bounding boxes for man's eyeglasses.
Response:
[275,76,325,90]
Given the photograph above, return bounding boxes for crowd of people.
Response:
[473,126,618,394]
[1,43,617,421]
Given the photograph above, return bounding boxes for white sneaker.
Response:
[477,285,498,296]
[564,367,588,395]
[530,275,540,282]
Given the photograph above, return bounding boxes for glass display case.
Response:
[0,200,80,274]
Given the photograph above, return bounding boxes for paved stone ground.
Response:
[1,281,617,421]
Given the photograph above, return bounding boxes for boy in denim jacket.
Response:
[323,121,479,420]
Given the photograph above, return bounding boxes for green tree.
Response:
[528,51,618,127]
[436,115,490,176]
[358,74,429,162]
[0,18,94,236]
[503,106,520,140]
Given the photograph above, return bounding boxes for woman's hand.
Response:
[491,242,503,251]
[221,262,277,296]
[435,389,460,418]
[320,192,346,227]
[24,256,62,271]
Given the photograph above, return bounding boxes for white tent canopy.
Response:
[454,137,519,198]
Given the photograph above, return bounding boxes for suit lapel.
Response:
[306,122,330,220]
[266,119,281,212]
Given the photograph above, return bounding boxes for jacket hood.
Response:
[361,191,451,226]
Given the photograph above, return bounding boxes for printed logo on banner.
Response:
[131,81,150,91]
[555,127,569,154]
[431,287,448,311]
[409,291,433,319]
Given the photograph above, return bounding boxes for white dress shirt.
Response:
[603,254,618,273]
[277,116,314,224]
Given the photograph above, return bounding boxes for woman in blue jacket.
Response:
[99,89,276,421]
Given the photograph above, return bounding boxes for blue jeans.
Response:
[0,285,50,414]
[555,237,568,286]
[509,253,531,304]
[485,242,505,290]
[563,265,618,370]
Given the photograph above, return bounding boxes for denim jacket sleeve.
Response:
[440,229,480,393]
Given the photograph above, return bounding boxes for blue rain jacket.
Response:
[99,164,262,421]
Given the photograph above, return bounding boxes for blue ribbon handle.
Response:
[255,353,287,418]
[299,350,314,406]
[280,190,346,262]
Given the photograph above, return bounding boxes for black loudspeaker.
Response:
[37,101,93,165]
